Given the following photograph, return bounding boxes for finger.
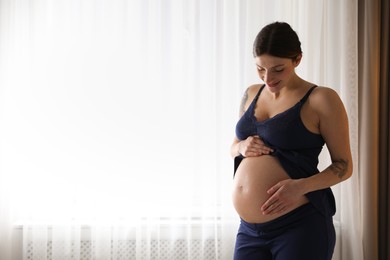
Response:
[249,136,260,142]
[253,138,267,145]
[262,202,282,215]
[243,151,261,157]
[252,138,265,146]
[260,144,274,153]
[270,200,285,212]
[270,205,287,215]
[259,147,273,154]
[246,143,273,154]
[260,197,277,212]
[267,183,281,195]
[250,147,268,155]
[254,142,274,153]
[263,145,274,152]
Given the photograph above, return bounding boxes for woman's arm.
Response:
[230,85,273,158]
[299,87,353,191]
[230,87,249,158]
[261,87,352,214]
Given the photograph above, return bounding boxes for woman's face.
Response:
[255,54,301,92]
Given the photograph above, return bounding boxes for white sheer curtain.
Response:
[0,0,361,259]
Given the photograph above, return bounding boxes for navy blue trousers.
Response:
[234,203,335,260]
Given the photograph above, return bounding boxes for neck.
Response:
[269,74,305,99]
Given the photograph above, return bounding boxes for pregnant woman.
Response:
[231,22,353,260]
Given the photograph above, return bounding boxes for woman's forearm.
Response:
[299,158,353,194]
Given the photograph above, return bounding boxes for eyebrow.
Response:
[256,64,285,69]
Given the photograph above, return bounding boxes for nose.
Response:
[263,71,273,84]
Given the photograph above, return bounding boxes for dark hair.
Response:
[253,22,302,59]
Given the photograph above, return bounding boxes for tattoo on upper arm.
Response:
[328,159,348,179]
[239,88,249,117]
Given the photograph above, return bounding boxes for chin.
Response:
[267,80,287,92]
[266,84,281,92]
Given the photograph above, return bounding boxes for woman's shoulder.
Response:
[241,84,264,104]
[312,85,339,94]
[246,84,263,97]
[311,86,342,101]
[239,84,263,115]
[309,86,345,114]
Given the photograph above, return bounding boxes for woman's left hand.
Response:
[260,179,306,215]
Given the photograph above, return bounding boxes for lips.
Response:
[267,81,281,88]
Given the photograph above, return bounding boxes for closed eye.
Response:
[256,66,284,73]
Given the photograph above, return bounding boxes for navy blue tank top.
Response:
[234,85,336,217]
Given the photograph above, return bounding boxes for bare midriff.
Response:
[232,155,309,223]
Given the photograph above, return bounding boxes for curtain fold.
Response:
[378,0,390,259]
[358,0,383,259]
[0,0,362,259]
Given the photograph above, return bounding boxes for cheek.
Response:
[257,70,264,80]
[277,69,293,80]
[279,71,289,78]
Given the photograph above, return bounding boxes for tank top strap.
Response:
[253,84,266,102]
[299,85,318,103]
[247,84,266,111]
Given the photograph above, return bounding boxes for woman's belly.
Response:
[232,155,309,223]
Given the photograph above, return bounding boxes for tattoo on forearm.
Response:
[328,159,348,179]
[239,88,249,117]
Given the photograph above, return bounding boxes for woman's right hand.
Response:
[238,135,274,157]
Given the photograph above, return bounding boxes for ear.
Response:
[293,54,302,67]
